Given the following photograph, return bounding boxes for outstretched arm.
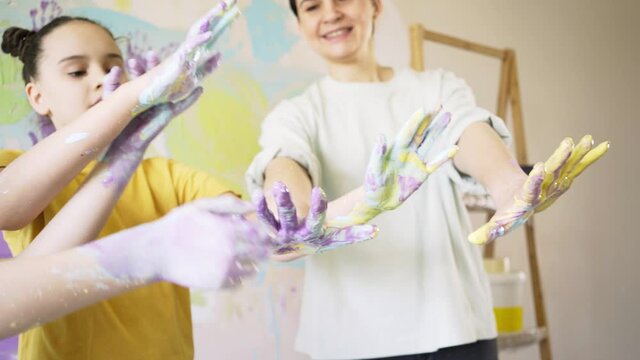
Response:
[259,107,457,260]
[0,195,270,340]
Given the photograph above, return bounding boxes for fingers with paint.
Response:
[86,195,271,290]
[468,135,610,245]
[253,182,378,255]
[329,106,458,227]
[136,0,239,112]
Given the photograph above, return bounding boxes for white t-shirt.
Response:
[246,68,511,359]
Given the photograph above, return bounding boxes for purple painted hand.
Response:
[100,66,203,190]
[253,182,378,255]
[137,0,239,111]
[89,195,271,289]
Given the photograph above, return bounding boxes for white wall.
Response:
[393,1,639,359]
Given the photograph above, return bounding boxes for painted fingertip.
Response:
[447,145,459,158]
[210,52,222,64]
[578,134,593,146]
[413,106,426,119]
[110,65,122,75]
[127,58,138,69]
[370,225,380,238]
[426,146,458,171]
[586,141,611,159]
[528,162,545,179]
[201,31,214,41]
[377,134,387,154]
[145,51,160,68]
[211,6,240,36]
[272,181,289,195]
[272,182,295,208]
[311,186,327,202]
[310,187,328,214]
[467,231,488,245]
[434,111,452,126]
[202,53,222,73]
[220,0,238,11]
[562,137,574,148]
[226,0,238,9]
[105,66,122,82]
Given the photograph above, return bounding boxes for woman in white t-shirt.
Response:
[246,1,608,359]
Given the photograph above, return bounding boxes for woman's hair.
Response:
[1,16,114,83]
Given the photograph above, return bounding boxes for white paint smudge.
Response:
[65,132,89,144]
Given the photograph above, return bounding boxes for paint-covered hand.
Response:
[89,195,270,290]
[136,0,239,111]
[126,50,161,79]
[253,182,378,255]
[99,66,203,189]
[328,107,458,227]
[152,195,270,289]
[469,135,610,245]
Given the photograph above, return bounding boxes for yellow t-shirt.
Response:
[0,149,232,360]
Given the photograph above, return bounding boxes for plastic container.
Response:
[488,271,526,333]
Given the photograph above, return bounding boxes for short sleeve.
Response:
[428,70,513,195]
[245,98,321,195]
[0,149,22,167]
[165,159,235,204]
[0,149,41,256]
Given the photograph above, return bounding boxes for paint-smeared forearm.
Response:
[0,245,132,340]
[0,79,148,231]
[19,73,203,257]
[0,196,270,340]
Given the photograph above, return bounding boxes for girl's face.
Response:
[26,21,125,129]
[296,0,381,65]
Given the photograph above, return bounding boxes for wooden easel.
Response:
[409,24,552,360]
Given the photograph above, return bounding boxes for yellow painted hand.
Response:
[469,135,610,245]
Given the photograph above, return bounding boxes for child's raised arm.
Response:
[0,0,239,231]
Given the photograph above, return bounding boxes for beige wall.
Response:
[393,0,638,359]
